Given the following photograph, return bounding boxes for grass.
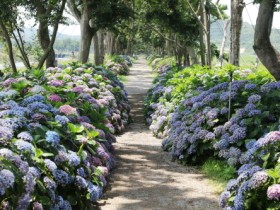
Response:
[201,158,236,193]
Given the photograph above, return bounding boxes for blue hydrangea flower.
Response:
[248,94,261,104]
[248,109,261,117]
[0,169,15,196]
[219,191,230,208]
[46,131,60,146]
[14,140,34,153]
[244,83,257,90]
[21,94,45,106]
[226,179,238,191]
[16,194,31,210]
[55,115,69,126]
[0,126,13,142]
[87,181,103,202]
[44,159,58,172]
[43,176,57,190]
[75,176,87,189]
[234,193,245,210]
[17,131,33,142]
[67,151,80,167]
[52,169,69,186]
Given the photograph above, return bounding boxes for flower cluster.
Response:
[0,63,131,209]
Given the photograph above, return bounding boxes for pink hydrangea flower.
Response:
[267,184,280,200]
[2,78,18,86]
[58,105,77,115]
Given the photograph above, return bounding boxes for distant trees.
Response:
[0,0,67,72]
[67,0,132,64]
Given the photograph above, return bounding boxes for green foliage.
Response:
[202,158,236,191]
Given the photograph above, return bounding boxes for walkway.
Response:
[97,59,221,210]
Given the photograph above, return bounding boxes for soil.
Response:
[96,59,221,210]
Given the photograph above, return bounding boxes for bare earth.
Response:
[96,59,221,210]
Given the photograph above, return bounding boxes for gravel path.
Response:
[96,59,221,210]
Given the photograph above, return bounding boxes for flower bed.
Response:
[145,61,280,209]
[0,64,130,209]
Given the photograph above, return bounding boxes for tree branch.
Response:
[67,0,82,22]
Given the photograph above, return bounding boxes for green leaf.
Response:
[38,196,51,205]
[67,195,78,205]
[34,148,44,158]
[36,180,47,193]
[68,123,84,133]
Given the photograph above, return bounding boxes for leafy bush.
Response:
[0,64,130,209]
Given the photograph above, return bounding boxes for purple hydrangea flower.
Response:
[33,202,43,210]
[48,94,62,102]
[249,171,269,189]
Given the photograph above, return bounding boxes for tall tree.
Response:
[253,0,280,80]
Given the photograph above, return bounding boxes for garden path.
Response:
[96,59,221,210]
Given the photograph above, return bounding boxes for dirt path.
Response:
[97,59,221,210]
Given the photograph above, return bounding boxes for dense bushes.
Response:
[0,64,130,209]
[145,59,280,209]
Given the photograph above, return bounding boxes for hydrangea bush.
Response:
[105,55,131,75]
[0,64,130,209]
[145,61,280,208]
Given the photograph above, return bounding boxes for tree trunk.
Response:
[230,0,245,66]
[199,1,206,66]
[253,0,280,80]
[93,30,105,65]
[79,9,96,63]
[187,47,198,65]
[219,19,230,66]
[203,0,211,67]
[0,20,17,74]
[183,48,190,66]
[38,22,56,67]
